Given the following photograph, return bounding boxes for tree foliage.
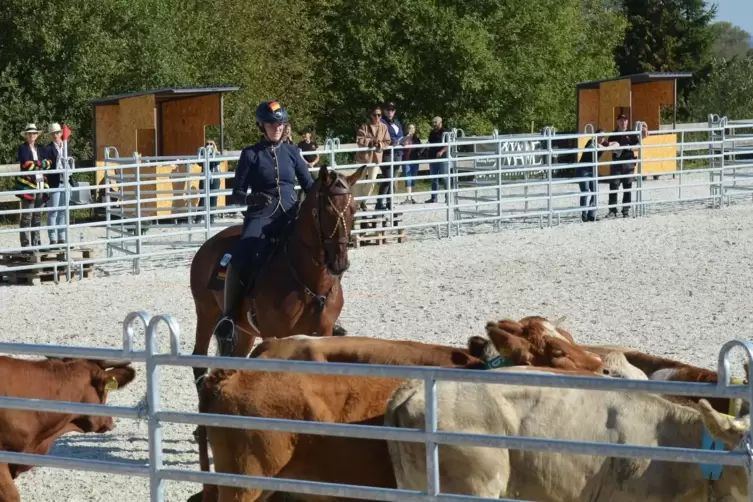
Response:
[710,21,753,60]
[686,55,753,121]
[0,0,750,164]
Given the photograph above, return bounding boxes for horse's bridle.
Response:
[308,174,355,252]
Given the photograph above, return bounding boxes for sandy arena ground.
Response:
[2,172,753,500]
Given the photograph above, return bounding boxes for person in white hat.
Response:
[14,123,50,251]
[44,122,67,245]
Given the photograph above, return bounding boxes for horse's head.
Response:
[300,164,367,276]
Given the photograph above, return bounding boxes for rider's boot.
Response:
[213,263,246,355]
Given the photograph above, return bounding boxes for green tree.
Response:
[687,55,753,121]
[710,21,753,60]
[614,0,717,75]
[312,0,624,140]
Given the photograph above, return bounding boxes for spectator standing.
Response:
[606,114,648,218]
[43,123,66,245]
[354,106,391,210]
[376,101,403,211]
[426,116,449,204]
[281,124,294,145]
[399,124,424,204]
[15,123,50,251]
[575,129,618,222]
[197,140,220,224]
[297,130,320,168]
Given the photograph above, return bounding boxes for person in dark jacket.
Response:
[15,123,52,250]
[606,114,648,218]
[213,100,315,341]
[575,129,619,222]
[375,101,404,210]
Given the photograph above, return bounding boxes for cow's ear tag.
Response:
[105,377,119,392]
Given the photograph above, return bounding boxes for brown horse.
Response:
[189,164,367,383]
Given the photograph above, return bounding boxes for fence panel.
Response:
[2,117,753,279]
[0,311,752,501]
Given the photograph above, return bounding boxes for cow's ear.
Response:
[101,366,136,393]
[494,319,524,337]
[486,325,529,365]
[699,399,750,448]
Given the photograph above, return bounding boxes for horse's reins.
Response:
[286,173,354,323]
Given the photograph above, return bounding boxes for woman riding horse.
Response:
[214,100,315,344]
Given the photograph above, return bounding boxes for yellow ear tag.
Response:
[104,377,119,392]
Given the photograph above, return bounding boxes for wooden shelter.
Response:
[90,86,239,217]
[575,72,692,176]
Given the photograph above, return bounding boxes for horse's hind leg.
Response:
[192,299,222,384]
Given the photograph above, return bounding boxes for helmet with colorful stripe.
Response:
[255,100,288,125]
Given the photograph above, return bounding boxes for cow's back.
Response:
[386,380,711,501]
[250,336,483,368]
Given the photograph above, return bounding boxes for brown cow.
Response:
[581,344,750,415]
[0,356,136,501]
[192,331,641,502]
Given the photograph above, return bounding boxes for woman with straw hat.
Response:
[15,123,52,251]
[44,122,66,245]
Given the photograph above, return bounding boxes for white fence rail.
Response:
[1,115,753,278]
[1,311,752,501]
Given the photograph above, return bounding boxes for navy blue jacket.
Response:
[232,140,315,212]
[381,117,404,160]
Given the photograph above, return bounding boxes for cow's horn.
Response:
[552,316,567,327]
[95,359,132,369]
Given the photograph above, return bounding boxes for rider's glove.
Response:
[245,192,272,207]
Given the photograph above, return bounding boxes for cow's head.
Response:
[47,358,136,433]
[496,316,575,344]
[481,322,604,372]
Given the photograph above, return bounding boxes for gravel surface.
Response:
[2,171,753,500]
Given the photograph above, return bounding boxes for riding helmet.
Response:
[255,100,289,125]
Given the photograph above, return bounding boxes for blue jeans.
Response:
[46,189,67,243]
[429,161,448,200]
[402,163,418,188]
[198,171,220,210]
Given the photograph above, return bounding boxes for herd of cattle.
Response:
[1,316,751,501]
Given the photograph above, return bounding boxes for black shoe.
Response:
[425,198,437,204]
[622,212,630,218]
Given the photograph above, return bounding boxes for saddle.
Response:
[208,203,301,292]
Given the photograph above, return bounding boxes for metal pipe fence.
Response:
[1,311,752,501]
[1,116,752,278]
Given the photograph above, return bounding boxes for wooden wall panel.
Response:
[641,133,677,174]
[578,89,600,132]
[95,105,121,185]
[632,81,674,131]
[598,79,631,131]
[118,95,156,156]
[160,94,220,156]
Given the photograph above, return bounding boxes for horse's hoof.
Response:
[333,323,348,337]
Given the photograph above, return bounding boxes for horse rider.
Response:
[213,100,315,343]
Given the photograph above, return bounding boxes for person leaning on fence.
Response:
[375,101,404,211]
[606,114,648,218]
[196,140,220,224]
[43,123,67,245]
[399,124,425,204]
[354,106,391,211]
[15,123,52,252]
[576,129,619,223]
[426,116,449,204]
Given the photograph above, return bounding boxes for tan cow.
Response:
[192,329,641,501]
[385,378,750,501]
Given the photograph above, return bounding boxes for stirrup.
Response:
[213,315,235,339]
